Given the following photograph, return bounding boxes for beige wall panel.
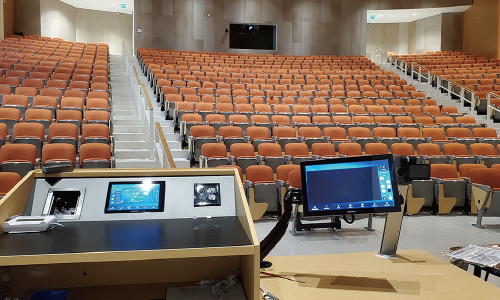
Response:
[141,12,154,48]
[173,0,184,39]
[339,0,351,55]
[203,16,215,52]
[14,0,41,36]
[320,0,331,23]
[141,0,153,13]
[278,21,292,55]
[463,0,498,58]
[0,1,4,39]
[282,0,292,22]
[399,22,408,54]
[224,0,243,21]
[40,0,76,41]
[133,0,473,55]
[194,38,204,52]
[441,12,464,51]
[301,21,312,55]
[365,23,399,62]
[291,0,303,43]
[263,0,281,22]
[408,20,416,54]
[194,0,204,40]
[75,9,87,41]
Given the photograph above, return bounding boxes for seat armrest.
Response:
[284,155,291,163]
[424,137,432,143]
[276,179,285,187]
[323,136,330,142]
[474,155,483,164]
[245,180,253,188]
[256,155,263,163]
[311,155,320,160]
[298,136,304,143]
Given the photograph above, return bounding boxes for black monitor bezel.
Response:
[104,181,166,214]
[300,154,401,217]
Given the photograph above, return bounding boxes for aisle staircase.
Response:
[109,54,157,168]
[132,59,190,168]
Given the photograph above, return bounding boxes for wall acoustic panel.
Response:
[134,0,473,56]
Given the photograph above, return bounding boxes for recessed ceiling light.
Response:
[378,15,382,17]
[112,3,116,5]
[413,13,417,16]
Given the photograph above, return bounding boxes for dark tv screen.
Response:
[229,23,276,50]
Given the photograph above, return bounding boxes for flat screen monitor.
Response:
[229,23,277,50]
[300,154,401,217]
[105,181,165,213]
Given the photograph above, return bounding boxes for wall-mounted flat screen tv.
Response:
[229,23,277,51]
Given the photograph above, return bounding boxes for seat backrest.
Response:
[288,170,302,188]
[201,143,227,158]
[273,126,296,138]
[470,143,496,156]
[456,116,477,124]
[372,127,396,138]
[205,114,226,124]
[459,163,487,178]
[81,123,110,142]
[276,164,300,182]
[258,143,282,157]
[348,127,371,138]
[246,165,275,183]
[446,127,471,138]
[422,128,446,141]
[48,123,79,141]
[323,127,347,139]
[470,168,500,189]
[230,143,255,159]
[285,143,309,157]
[472,127,497,138]
[417,143,442,156]
[79,143,111,167]
[364,143,388,155]
[42,143,76,166]
[442,106,458,114]
[397,127,421,138]
[189,125,216,138]
[311,143,336,157]
[443,143,469,156]
[64,89,87,99]
[246,126,271,140]
[13,122,45,141]
[338,143,362,156]
[298,127,322,138]
[25,108,53,121]
[0,107,21,121]
[0,172,22,196]
[218,126,243,138]
[85,110,109,123]
[2,95,29,107]
[391,143,415,156]
[86,98,109,111]
[228,114,249,123]
[0,143,37,166]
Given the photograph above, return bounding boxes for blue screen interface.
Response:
[304,159,395,212]
[107,183,162,212]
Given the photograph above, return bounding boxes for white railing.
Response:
[123,42,155,161]
[375,47,389,68]
[122,42,177,167]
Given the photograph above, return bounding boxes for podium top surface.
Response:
[260,249,500,299]
[0,216,253,266]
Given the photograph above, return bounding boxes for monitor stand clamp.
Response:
[377,185,407,259]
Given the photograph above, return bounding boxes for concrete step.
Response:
[113,126,146,133]
[112,110,136,117]
[170,149,189,159]
[115,141,149,150]
[173,158,190,168]
[163,132,181,141]
[113,132,148,141]
[115,159,157,169]
[167,141,182,149]
[115,149,151,160]
[111,119,143,126]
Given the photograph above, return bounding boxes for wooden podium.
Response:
[0,168,260,300]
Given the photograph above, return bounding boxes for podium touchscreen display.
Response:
[105,181,165,213]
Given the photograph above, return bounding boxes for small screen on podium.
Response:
[105,181,165,213]
[300,154,401,216]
